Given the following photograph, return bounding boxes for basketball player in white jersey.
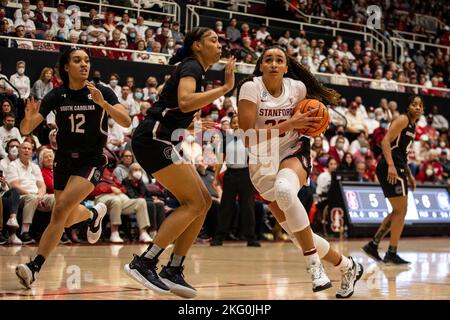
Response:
[238,46,364,298]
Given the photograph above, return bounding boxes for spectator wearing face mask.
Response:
[142,76,158,101]
[329,136,347,165]
[416,149,445,184]
[1,139,20,172]
[0,113,22,148]
[370,118,389,159]
[107,73,122,98]
[10,61,30,101]
[416,114,439,142]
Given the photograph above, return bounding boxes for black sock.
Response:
[388,245,397,254]
[32,255,46,272]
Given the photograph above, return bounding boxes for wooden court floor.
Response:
[1,238,449,300]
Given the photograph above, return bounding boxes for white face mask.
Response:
[216,25,222,31]
[110,79,118,86]
[426,168,433,176]
[17,67,25,75]
[440,141,446,148]
[132,170,142,180]
[9,146,19,158]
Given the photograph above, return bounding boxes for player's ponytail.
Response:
[169,27,213,65]
[285,54,340,105]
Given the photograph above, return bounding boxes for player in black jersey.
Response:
[15,48,131,288]
[124,27,236,298]
[362,95,423,265]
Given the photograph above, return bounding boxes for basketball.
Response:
[293,99,329,137]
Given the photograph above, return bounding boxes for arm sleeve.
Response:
[179,59,203,81]
[99,85,120,105]
[238,81,258,104]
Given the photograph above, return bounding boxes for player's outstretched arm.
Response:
[178,57,236,113]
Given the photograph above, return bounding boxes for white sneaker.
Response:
[336,256,364,298]
[6,217,19,230]
[306,256,332,292]
[110,231,124,243]
[8,234,22,245]
[87,203,107,244]
[139,231,153,243]
[16,263,38,289]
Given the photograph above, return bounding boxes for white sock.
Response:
[336,255,352,270]
[304,252,321,266]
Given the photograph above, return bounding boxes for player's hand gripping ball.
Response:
[294,99,329,137]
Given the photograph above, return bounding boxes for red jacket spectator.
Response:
[328,146,345,165]
[416,160,444,183]
[41,166,54,194]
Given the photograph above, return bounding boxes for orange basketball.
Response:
[293,99,329,137]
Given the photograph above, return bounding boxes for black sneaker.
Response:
[124,254,170,294]
[16,262,39,289]
[0,232,6,245]
[60,232,72,245]
[383,251,411,265]
[247,240,261,247]
[159,265,197,298]
[361,242,382,262]
[210,239,223,246]
[19,232,36,245]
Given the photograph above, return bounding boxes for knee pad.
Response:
[274,168,300,211]
[275,168,309,232]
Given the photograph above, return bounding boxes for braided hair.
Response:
[237,46,340,105]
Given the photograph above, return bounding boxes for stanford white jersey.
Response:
[239,77,309,201]
[239,76,307,159]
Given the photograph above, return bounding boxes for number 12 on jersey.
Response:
[69,114,86,133]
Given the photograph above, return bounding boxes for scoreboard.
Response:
[328,181,450,236]
[341,184,450,225]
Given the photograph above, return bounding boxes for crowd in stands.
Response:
[1,1,450,96]
[0,1,450,247]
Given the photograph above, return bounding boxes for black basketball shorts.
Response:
[376,158,408,198]
[53,151,108,191]
[132,118,184,175]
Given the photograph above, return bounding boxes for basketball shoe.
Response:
[124,255,170,294]
[87,203,107,244]
[16,261,39,289]
[336,256,364,298]
[159,265,197,298]
[306,255,332,292]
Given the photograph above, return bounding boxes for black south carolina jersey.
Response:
[146,57,205,139]
[387,117,416,167]
[40,84,118,154]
